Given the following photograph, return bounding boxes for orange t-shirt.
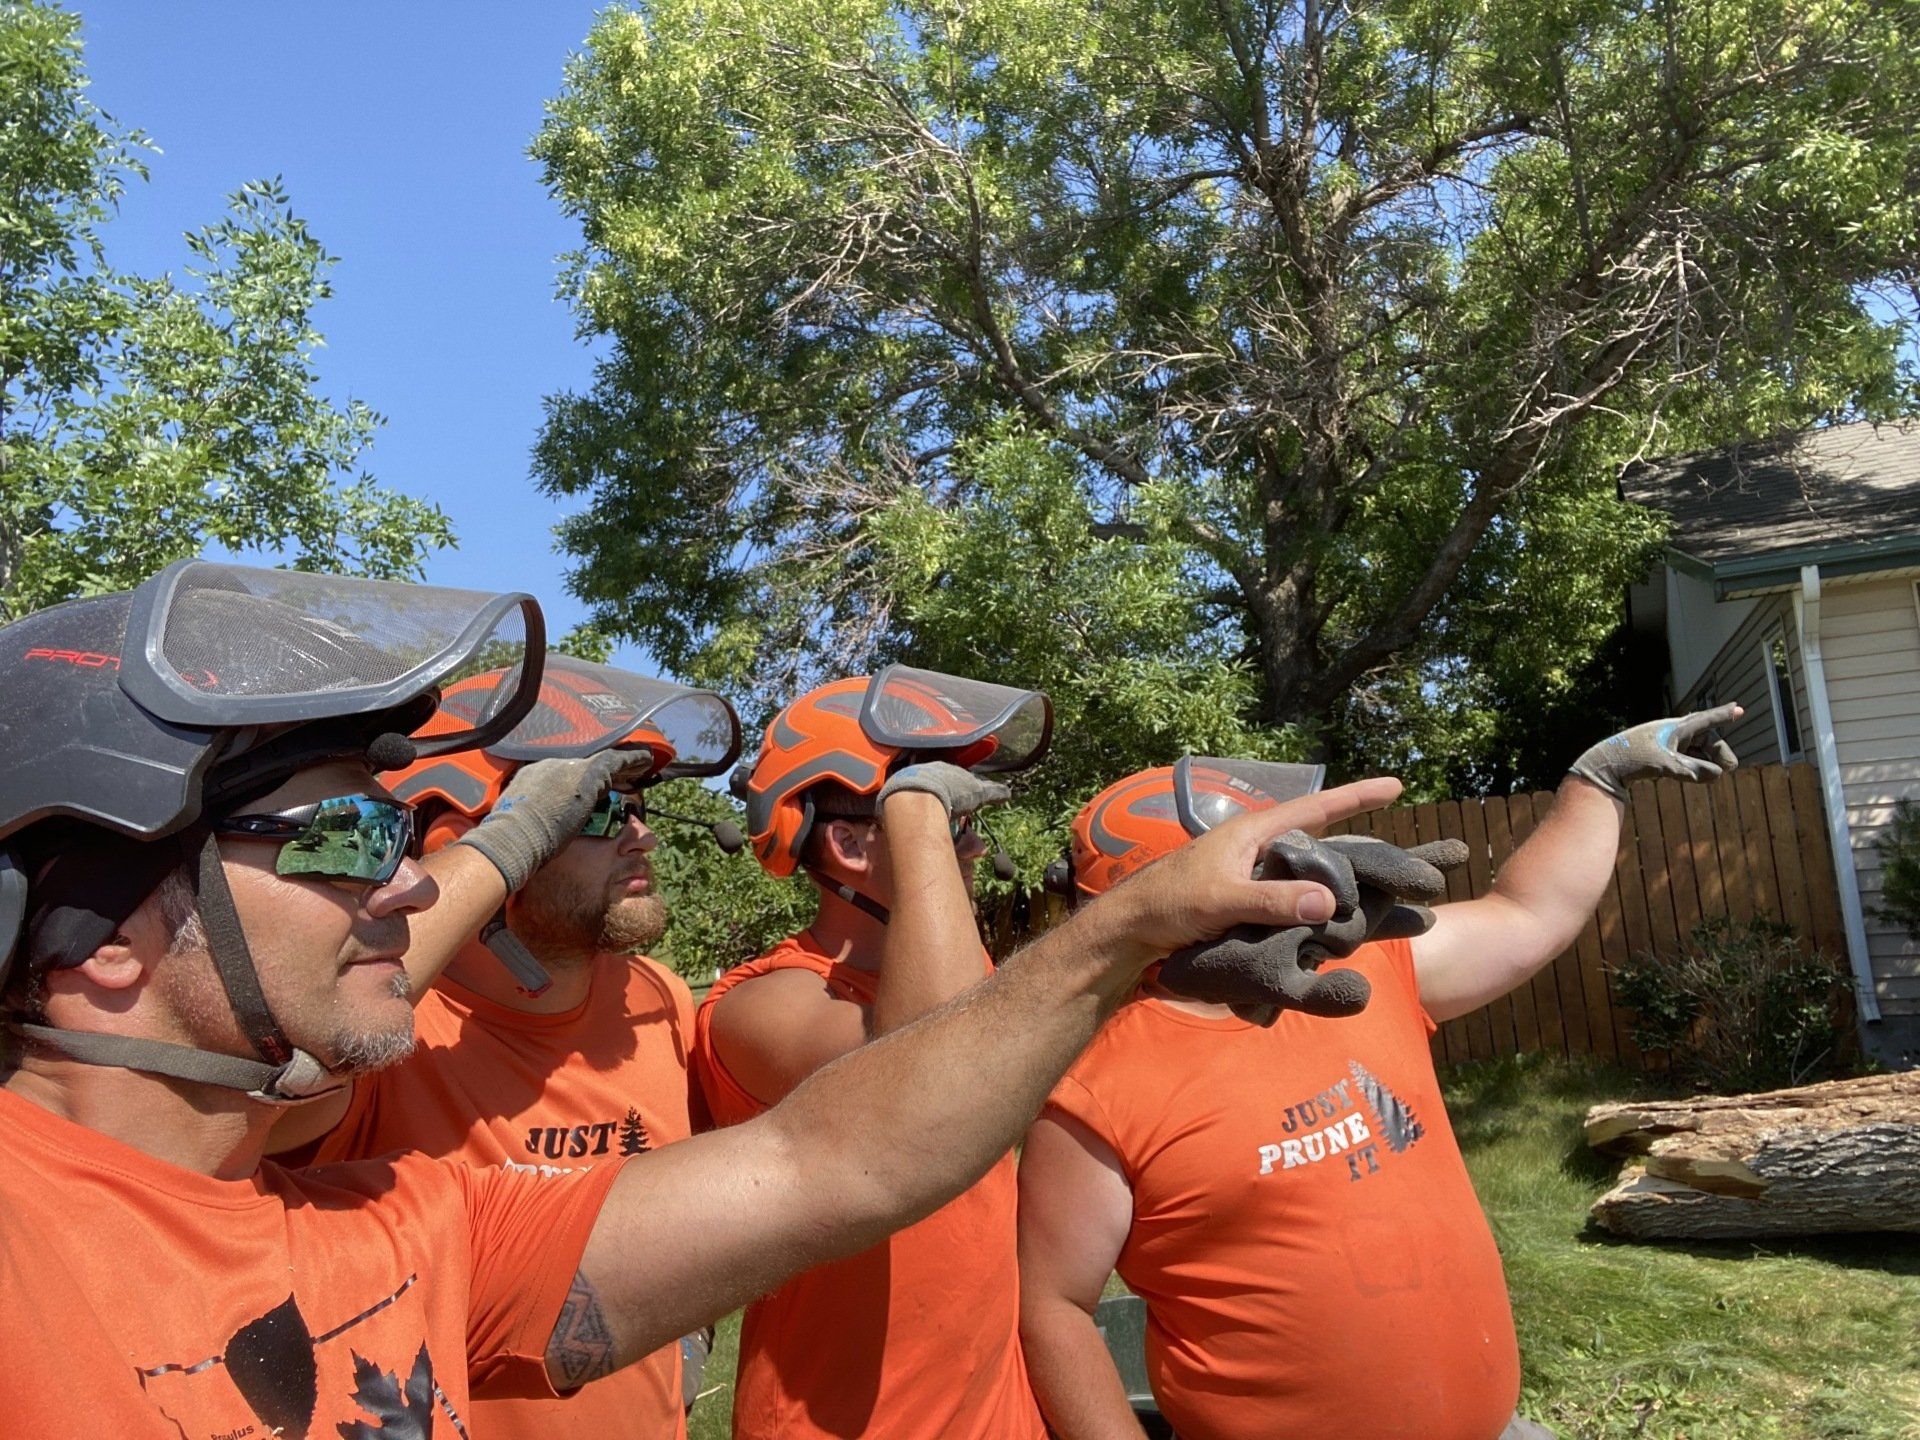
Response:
[309,954,695,1439]
[691,933,1046,1440]
[0,1084,621,1438]
[1047,939,1520,1440]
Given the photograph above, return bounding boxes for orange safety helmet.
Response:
[378,654,742,995]
[385,653,742,852]
[738,665,1052,877]
[1050,756,1325,901]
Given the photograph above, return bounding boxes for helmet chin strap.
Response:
[6,1023,344,1106]
[804,867,891,926]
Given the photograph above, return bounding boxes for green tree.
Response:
[533,0,1918,777]
[0,1,451,618]
[645,777,818,977]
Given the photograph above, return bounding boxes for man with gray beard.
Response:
[268,656,744,1440]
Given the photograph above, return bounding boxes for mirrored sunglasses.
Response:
[215,794,419,885]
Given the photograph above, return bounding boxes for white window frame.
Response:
[1760,624,1805,762]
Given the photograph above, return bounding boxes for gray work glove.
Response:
[1567,704,1741,801]
[1294,833,1465,956]
[876,761,1010,819]
[455,750,651,891]
[1158,830,1467,1026]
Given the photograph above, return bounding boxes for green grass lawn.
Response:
[689,1310,741,1440]
[685,1055,1920,1439]
[1452,1055,1920,1439]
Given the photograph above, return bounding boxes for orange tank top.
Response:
[692,933,1046,1440]
[1047,939,1520,1440]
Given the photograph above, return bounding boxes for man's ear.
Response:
[70,891,172,993]
[820,818,876,875]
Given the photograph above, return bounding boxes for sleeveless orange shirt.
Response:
[310,954,695,1439]
[1047,939,1520,1440]
[692,933,1046,1440]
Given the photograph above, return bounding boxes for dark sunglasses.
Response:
[215,793,419,885]
[579,790,647,839]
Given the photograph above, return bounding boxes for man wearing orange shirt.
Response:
[265,654,744,1439]
[0,567,1395,1438]
[1019,715,1740,1440]
[692,669,1055,1440]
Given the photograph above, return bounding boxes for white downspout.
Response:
[1792,564,1882,1023]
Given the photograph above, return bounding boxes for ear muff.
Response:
[1043,852,1075,898]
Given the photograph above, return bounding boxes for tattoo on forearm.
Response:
[548,1268,618,1388]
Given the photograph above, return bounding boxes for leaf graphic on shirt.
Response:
[336,1343,435,1440]
[226,1294,319,1440]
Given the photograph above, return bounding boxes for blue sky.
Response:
[73,3,648,664]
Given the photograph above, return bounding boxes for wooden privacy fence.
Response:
[984,762,1846,1071]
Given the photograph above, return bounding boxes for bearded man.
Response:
[268,655,743,1440]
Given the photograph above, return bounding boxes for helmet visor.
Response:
[1173,756,1326,837]
[119,560,544,757]
[475,655,743,778]
[859,666,1052,774]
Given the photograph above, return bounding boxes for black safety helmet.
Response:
[0,560,545,1102]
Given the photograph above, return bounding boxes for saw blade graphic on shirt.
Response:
[1348,1060,1424,1153]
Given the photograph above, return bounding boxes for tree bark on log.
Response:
[1585,1072,1920,1240]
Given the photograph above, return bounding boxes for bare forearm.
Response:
[872,794,990,1035]
[402,844,507,994]
[572,893,1153,1366]
[1023,1298,1150,1440]
[564,781,1400,1379]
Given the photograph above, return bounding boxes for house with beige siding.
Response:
[1623,420,1920,1062]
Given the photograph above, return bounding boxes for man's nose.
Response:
[366,854,439,917]
[617,813,660,855]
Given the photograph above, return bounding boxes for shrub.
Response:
[644,778,817,982]
[1611,917,1852,1093]
[1872,796,1920,940]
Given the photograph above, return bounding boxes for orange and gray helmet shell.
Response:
[740,666,1052,877]
[382,654,742,847]
[1067,756,1325,899]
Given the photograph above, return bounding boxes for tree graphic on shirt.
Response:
[618,1106,651,1155]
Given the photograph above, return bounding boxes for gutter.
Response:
[1683,535,1920,600]
[1791,564,1882,1023]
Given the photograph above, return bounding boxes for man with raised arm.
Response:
[1017,716,1740,1440]
[263,656,745,1438]
[690,671,1054,1440]
[0,564,1392,1437]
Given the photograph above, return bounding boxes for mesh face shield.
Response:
[465,655,742,778]
[858,665,1053,774]
[0,560,545,849]
[1172,756,1327,836]
[120,560,543,760]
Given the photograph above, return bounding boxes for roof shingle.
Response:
[1620,419,1920,568]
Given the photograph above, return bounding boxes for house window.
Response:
[1763,628,1804,761]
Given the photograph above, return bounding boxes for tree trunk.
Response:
[1585,1073,1920,1241]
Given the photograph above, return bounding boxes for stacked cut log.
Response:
[1584,1072,1920,1241]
